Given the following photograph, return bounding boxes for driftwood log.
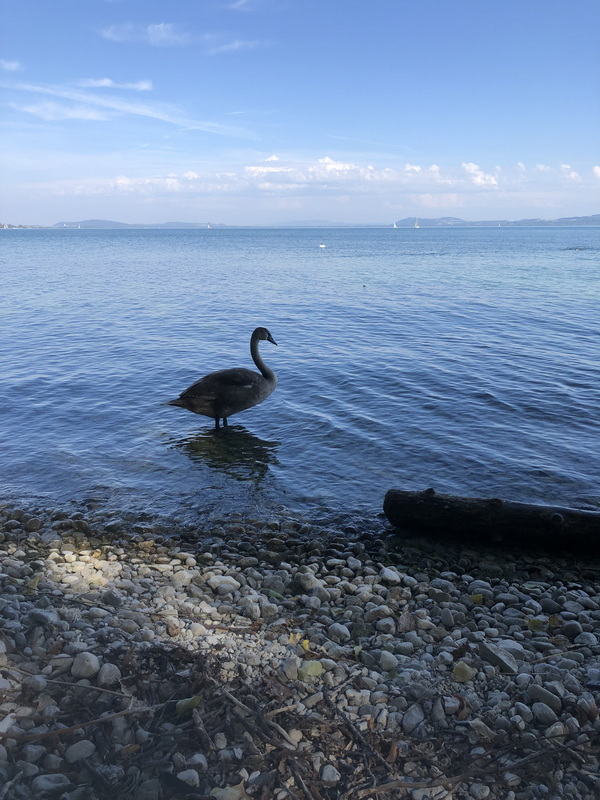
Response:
[383,488,600,551]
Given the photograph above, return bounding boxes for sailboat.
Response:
[414,218,420,228]
[393,222,397,228]
[207,222,213,229]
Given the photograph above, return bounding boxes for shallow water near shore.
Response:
[1,226,599,522]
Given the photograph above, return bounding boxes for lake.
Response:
[1,226,599,523]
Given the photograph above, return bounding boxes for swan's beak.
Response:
[268,333,278,346]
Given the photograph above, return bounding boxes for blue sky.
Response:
[1,0,598,225]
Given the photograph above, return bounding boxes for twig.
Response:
[323,690,395,779]
[213,681,298,749]
[354,730,599,797]
[0,703,161,743]
[266,702,301,718]
[287,757,319,800]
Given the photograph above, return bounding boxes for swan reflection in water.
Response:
[167,424,280,483]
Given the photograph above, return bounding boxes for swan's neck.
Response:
[251,336,276,383]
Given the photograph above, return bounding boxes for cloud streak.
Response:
[6,81,255,138]
[76,78,153,91]
[98,22,264,54]
[100,23,192,46]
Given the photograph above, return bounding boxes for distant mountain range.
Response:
[52,220,214,229]
[49,214,600,229]
[391,214,600,228]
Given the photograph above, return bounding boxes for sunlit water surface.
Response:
[1,226,599,523]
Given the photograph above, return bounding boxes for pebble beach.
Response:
[1,500,600,800]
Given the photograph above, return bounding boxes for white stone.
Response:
[71,652,101,679]
[97,662,122,687]
[207,575,240,593]
[380,567,402,584]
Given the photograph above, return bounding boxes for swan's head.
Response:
[254,326,277,346]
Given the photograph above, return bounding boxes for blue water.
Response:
[1,226,599,521]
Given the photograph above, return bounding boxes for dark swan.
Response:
[167,327,277,430]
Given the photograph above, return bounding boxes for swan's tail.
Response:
[165,398,185,407]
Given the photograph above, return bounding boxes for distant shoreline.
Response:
[2,214,600,231]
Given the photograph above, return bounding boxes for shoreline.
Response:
[1,500,600,799]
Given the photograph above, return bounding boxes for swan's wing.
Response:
[181,368,258,397]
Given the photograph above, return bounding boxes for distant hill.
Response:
[53,220,215,229]
[392,214,600,228]
[49,215,600,229]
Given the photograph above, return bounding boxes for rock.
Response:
[30,774,72,794]
[177,769,200,787]
[297,572,322,591]
[328,622,351,642]
[440,607,455,628]
[402,703,425,734]
[452,661,476,682]
[478,641,518,673]
[298,661,324,680]
[375,617,396,634]
[207,575,241,593]
[27,608,60,625]
[21,744,46,763]
[71,652,101,678]
[574,632,598,646]
[527,684,563,713]
[101,589,123,607]
[282,656,300,681]
[379,567,402,584]
[134,778,162,800]
[380,651,398,671]
[321,764,341,784]
[65,740,96,763]
[24,674,48,693]
[532,702,559,726]
[97,662,122,687]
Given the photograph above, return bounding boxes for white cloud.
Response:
[20,158,598,222]
[561,164,582,182]
[404,163,422,172]
[76,78,153,91]
[100,23,191,46]
[1,59,22,71]
[462,162,498,187]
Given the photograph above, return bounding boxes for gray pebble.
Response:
[30,774,72,794]
[321,765,341,783]
[532,702,559,726]
[65,740,96,763]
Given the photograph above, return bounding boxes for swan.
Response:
[167,327,277,430]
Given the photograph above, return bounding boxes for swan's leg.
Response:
[214,417,220,430]
[223,417,228,427]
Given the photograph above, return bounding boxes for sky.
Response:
[1,0,599,226]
